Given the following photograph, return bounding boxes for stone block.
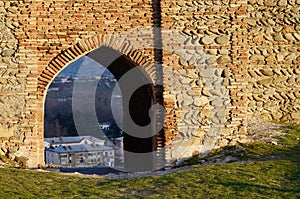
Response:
[291,112,300,120]
[250,55,265,61]
[260,69,273,76]
[273,33,286,42]
[217,55,232,64]
[278,0,287,6]
[1,49,15,57]
[215,36,230,45]
[0,127,14,138]
[193,96,209,107]
[199,69,216,78]
[257,78,272,85]
[200,36,214,45]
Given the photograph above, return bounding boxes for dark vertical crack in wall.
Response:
[152,0,165,170]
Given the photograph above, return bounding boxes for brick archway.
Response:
[38,34,155,96]
[35,35,165,169]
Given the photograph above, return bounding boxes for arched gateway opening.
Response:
[40,44,163,172]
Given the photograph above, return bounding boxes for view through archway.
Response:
[44,47,158,173]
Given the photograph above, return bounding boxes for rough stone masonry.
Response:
[0,0,299,168]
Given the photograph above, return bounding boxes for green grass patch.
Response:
[0,124,299,198]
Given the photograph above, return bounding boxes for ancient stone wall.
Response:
[0,0,298,168]
[247,0,300,123]
[0,1,28,165]
[1,0,160,167]
[161,0,248,165]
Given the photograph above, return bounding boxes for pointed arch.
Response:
[37,34,156,99]
[37,35,165,171]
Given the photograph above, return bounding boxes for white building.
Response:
[106,137,124,167]
[45,144,114,167]
[44,136,105,149]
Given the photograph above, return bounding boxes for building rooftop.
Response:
[44,136,105,145]
[46,144,114,154]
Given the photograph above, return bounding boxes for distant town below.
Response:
[44,135,124,168]
[44,55,124,158]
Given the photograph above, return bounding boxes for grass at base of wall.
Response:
[184,123,300,166]
[0,124,299,198]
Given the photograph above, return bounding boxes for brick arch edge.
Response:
[33,34,165,168]
[38,35,156,98]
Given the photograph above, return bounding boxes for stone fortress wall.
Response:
[0,0,299,168]
[247,0,300,123]
[0,1,25,164]
[161,0,248,165]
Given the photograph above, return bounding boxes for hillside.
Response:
[0,124,299,198]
